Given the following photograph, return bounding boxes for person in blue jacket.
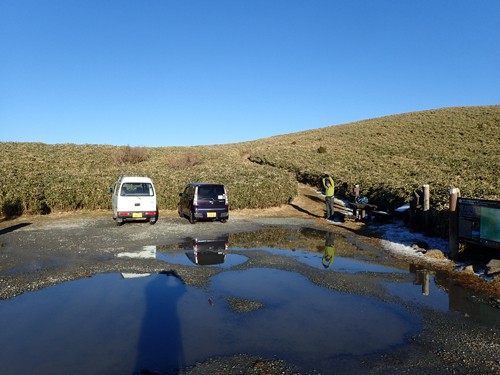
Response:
[322,175,335,220]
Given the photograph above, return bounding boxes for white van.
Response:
[110,176,158,226]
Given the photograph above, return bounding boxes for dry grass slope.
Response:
[1,105,499,235]
[248,105,499,205]
[0,142,297,216]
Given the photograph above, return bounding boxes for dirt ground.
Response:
[0,184,499,375]
[1,183,499,298]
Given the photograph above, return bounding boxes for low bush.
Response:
[112,146,148,165]
[166,152,201,169]
[1,196,23,218]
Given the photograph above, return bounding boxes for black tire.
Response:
[189,212,196,224]
[150,210,159,225]
[220,219,227,223]
[116,219,123,226]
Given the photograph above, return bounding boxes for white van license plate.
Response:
[132,212,143,218]
[207,212,216,218]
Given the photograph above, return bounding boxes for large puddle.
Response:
[0,228,498,374]
[0,271,419,375]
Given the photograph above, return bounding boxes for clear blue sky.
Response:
[1,1,499,147]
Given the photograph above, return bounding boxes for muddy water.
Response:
[0,228,497,374]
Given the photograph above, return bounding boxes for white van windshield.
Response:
[120,183,154,196]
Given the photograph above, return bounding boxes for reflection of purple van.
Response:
[184,235,229,266]
[178,183,229,224]
[191,250,226,266]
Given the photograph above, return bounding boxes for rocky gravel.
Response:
[0,211,499,374]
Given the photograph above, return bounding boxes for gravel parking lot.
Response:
[0,201,499,374]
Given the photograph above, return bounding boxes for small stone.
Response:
[485,259,500,275]
[424,249,446,260]
[462,265,475,274]
[412,241,430,250]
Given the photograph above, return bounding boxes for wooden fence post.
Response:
[449,188,460,260]
[353,185,361,219]
[422,271,430,296]
[422,184,430,232]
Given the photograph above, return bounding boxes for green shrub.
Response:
[1,197,23,218]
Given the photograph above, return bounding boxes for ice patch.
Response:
[374,221,449,257]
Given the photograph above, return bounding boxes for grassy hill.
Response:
[249,105,500,204]
[1,105,499,235]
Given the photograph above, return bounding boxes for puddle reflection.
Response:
[183,235,231,266]
[231,230,408,274]
[116,229,496,328]
[383,272,450,313]
[261,247,408,274]
[322,230,335,268]
[156,250,248,268]
[0,269,419,375]
[205,268,419,369]
[117,235,249,268]
[157,234,248,268]
[2,228,495,374]
[384,265,500,326]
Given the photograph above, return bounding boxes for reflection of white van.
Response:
[110,176,158,226]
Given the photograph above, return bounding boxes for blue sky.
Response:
[1,1,499,147]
